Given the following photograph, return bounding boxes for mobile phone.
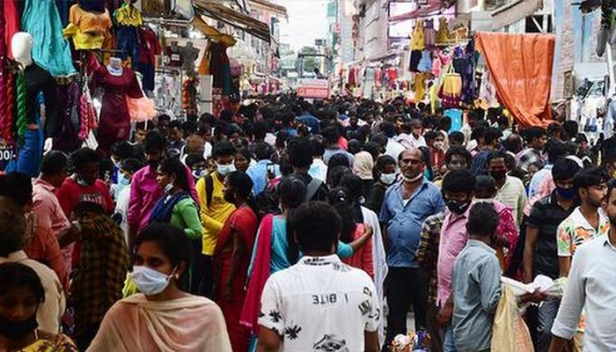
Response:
[266,163,275,174]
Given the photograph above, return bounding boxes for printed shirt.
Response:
[557,207,609,257]
[380,179,445,268]
[416,211,446,307]
[515,147,545,172]
[259,255,380,352]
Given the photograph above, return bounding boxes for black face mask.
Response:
[0,314,38,340]
[446,199,471,214]
[489,169,507,181]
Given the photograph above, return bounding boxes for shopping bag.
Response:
[126,96,157,122]
[438,65,462,108]
[491,285,534,352]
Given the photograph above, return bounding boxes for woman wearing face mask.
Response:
[0,262,77,352]
[148,158,203,294]
[366,155,397,213]
[88,224,232,352]
[212,172,260,352]
[430,131,448,177]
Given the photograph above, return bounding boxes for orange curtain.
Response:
[475,32,555,127]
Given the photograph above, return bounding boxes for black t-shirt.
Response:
[526,191,575,279]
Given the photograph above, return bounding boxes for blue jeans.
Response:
[443,324,457,352]
[536,297,560,352]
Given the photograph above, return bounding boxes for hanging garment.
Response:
[436,17,449,44]
[410,20,426,51]
[22,0,77,77]
[63,23,105,50]
[136,28,161,92]
[439,65,462,108]
[114,3,143,27]
[5,0,20,59]
[52,82,82,152]
[79,0,106,13]
[417,50,433,72]
[55,0,71,26]
[115,26,141,64]
[92,66,143,152]
[5,94,44,178]
[166,46,183,67]
[24,63,59,139]
[414,73,426,102]
[460,40,477,103]
[408,50,422,72]
[479,70,499,108]
[69,4,113,34]
[425,18,436,48]
[181,45,201,74]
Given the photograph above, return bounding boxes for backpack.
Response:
[255,179,281,216]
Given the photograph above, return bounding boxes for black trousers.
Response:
[382,267,428,351]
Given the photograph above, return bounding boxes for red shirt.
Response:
[56,176,114,217]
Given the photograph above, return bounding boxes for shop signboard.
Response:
[296,78,330,99]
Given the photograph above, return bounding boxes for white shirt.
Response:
[114,186,131,246]
[552,236,616,351]
[495,176,527,227]
[396,133,426,150]
[385,138,406,161]
[259,255,381,352]
[309,158,328,183]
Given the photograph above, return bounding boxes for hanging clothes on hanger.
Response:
[410,20,426,51]
[436,17,449,45]
[425,18,436,48]
[460,39,477,103]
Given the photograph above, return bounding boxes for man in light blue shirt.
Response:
[379,148,445,349]
[528,140,567,198]
[246,142,279,196]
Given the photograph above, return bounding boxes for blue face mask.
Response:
[118,172,130,187]
[556,186,576,199]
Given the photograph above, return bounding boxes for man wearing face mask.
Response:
[380,148,445,350]
[523,158,581,352]
[485,150,527,228]
[434,170,475,352]
[196,140,236,298]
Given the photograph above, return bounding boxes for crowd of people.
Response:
[0,94,615,352]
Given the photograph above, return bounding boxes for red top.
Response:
[341,223,374,278]
[56,176,114,217]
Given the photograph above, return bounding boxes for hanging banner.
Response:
[476,31,555,127]
[297,79,330,99]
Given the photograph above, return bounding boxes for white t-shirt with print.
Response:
[259,255,381,352]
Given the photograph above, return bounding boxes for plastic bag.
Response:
[125,96,156,122]
[491,285,534,352]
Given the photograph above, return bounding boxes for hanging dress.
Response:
[424,18,436,48]
[436,17,449,45]
[417,50,433,73]
[410,20,426,51]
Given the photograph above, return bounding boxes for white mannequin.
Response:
[108,57,123,76]
[12,32,34,68]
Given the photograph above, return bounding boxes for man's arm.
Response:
[522,225,539,283]
[364,330,379,352]
[256,327,281,352]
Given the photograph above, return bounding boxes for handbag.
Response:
[439,64,462,108]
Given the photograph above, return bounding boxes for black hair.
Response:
[278,176,306,265]
[363,141,381,161]
[486,150,508,166]
[134,223,192,289]
[254,142,274,161]
[0,197,26,256]
[552,158,582,182]
[158,114,171,122]
[289,201,341,254]
[144,130,167,153]
[41,151,68,176]
[0,262,45,303]
[321,126,341,145]
[347,139,362,155]
[310,138,325,157]
[475,175,497,195]
[445,147,472,168]
[424,130,438,141]
[607,178,616,204]
[226,172,261,222]
[573,167,609,195]
[339,174,364,203]
[466,202,499,238]
[546,139,569,163]
[111,141,135,160]
[235,147,253,162]
[70,147,100,171]
[442,170,475,194]
[380,121,397,138]
[211,140,235,159]
[135,121,154,131]
[438,116,452,131]
[497,115,509,128]
[185,154,206,169]
[470,125,487,141]
[503,134,523,154]
[287,138,314,169]
[374,155,396,179]
[327,165,352,188]
[119,158,143,174]
[524,126,547,144]
[448,131,464,145]
[73,201,106,216]
[329,153,351,169]
[562,120,579,139]
[547,122,563,138]
[328,187,356,243]
[159,158,190,192]
[0,173,33,207]
[484,127,503,145]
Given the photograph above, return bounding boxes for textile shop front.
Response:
[0,0,274,175]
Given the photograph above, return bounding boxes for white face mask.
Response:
[402,172,423,183]
[130,265,176,296]
[217,163,235,176]
[380,173,397,185]
[163,182,174,193]
[433,141,444,150]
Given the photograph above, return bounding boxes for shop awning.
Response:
[249,0,288,19]
[389,0,441,23]
[491,0,543,30]
[193,0,272,43]
[191,16,237,47]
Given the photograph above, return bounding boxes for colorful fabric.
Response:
[63,23,105,50]
[22,0,76,76]
[197,173,236,255]
[69,4,112,33]
[149,192,190,223]
[87,294,233,352]
[113,3,142,27]
[70,212,128,335]
[15,333,78,352]
[557,207,609,257]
